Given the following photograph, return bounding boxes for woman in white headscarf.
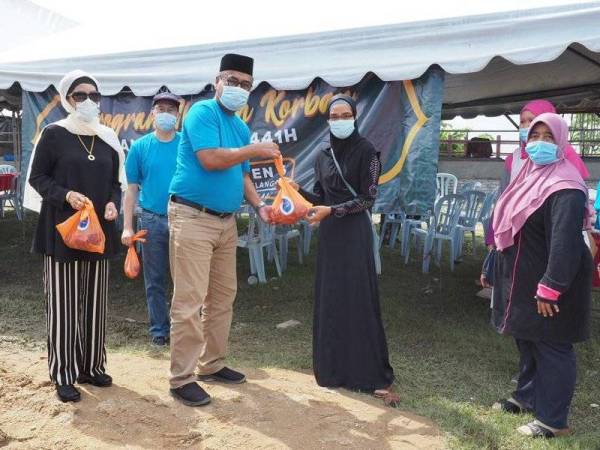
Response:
[25,70,126,403]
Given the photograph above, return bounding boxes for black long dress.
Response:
[300,131,395,391]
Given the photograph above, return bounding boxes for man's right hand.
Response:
[248,142,281,160]
[121,227,135,247]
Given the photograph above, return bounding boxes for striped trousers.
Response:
[43,255,109,386]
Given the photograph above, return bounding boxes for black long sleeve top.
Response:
[299,138,380,218]
[28,124,122,262]
[491,189,592,343]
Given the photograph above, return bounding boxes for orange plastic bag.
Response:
[56,200,105,254]
[124,230,147,279]
[269,156,312,225]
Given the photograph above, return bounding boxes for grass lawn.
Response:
[1,213,599,450]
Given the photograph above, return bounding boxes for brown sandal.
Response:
[374,387,401,407]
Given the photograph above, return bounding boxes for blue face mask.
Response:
[525,141,559,165]
[219,85,249,111]
[519,127,529,144]
[329,119,355,139]
[155,112,177,131]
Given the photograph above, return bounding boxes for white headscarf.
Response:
[23,69,127,212]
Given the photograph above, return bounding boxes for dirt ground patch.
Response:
[0,345,444,449]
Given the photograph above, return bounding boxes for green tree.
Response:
[439,122,470,157]
[570,113,600,157]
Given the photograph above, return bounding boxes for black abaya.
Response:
[300,131,394,391]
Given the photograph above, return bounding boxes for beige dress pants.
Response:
[168,201,238,388]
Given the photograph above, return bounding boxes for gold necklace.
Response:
[76,135,96,161]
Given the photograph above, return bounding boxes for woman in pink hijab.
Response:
[504,100,589,184]
[490,113,592,439]
[482,100,589,256]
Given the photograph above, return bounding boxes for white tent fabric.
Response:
[0,0,77,53]
[1,3,599,117]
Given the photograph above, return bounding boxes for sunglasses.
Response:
[69,91,101,103]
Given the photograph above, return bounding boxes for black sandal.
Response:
[492,398,527,414]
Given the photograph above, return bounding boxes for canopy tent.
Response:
[0,0,77,55]
[0,2,599,118]
[0,84,20,112]
[3,2,600,215]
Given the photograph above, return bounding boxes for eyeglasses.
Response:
[220,76,253,91]
[69,91,101,103]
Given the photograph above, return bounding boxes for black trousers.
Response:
[513,339,576,429]
[43,255,109,386]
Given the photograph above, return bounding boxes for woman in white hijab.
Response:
[26,70,126,403]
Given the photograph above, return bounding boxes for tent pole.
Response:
[504,114,519,129]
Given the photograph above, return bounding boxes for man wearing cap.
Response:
[168,53,281,406]
[122,92,182,346]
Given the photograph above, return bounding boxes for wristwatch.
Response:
[255,201,267,212]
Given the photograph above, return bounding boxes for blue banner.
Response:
[22,69,444,213]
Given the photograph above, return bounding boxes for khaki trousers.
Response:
[168,201,238,388]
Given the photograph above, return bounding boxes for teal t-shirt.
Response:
[125,132,180,215]
[169,99,251,213]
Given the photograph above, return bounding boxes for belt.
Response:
[170,195,233,218]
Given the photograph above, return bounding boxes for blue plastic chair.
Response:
[436,173,458,200]
[379,212,405,250]
[0,166,22,220]
[455,190,486,259]
[405,194,467,273]
[300,220,312,256]
[237,209,282,284]
[480,188,499,244]
[272,225,303,272]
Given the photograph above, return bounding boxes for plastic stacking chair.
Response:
[370,218,382,275]
[480,188,499,244]
[272,225,303,271]
[379,212,406,249]
[299,220,312,256]
[237,210,282,284]
[0,165,16,175]
[0,168,22,220]
[377,211,428,256]
[405,194,467,273]
[436,173,458,200]
[454,190,486,259]
[400,214,430,257]
[459,181,482,193]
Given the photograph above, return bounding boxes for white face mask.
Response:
[74,98,100,123]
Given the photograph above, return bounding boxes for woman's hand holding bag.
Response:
[56,199,105,254]
[269,156,312,225]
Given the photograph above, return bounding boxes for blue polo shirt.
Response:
[169,99,251,213]
[125,132,180,215]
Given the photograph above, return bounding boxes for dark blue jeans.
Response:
[513,339,576,429]
[140,210,170,338]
